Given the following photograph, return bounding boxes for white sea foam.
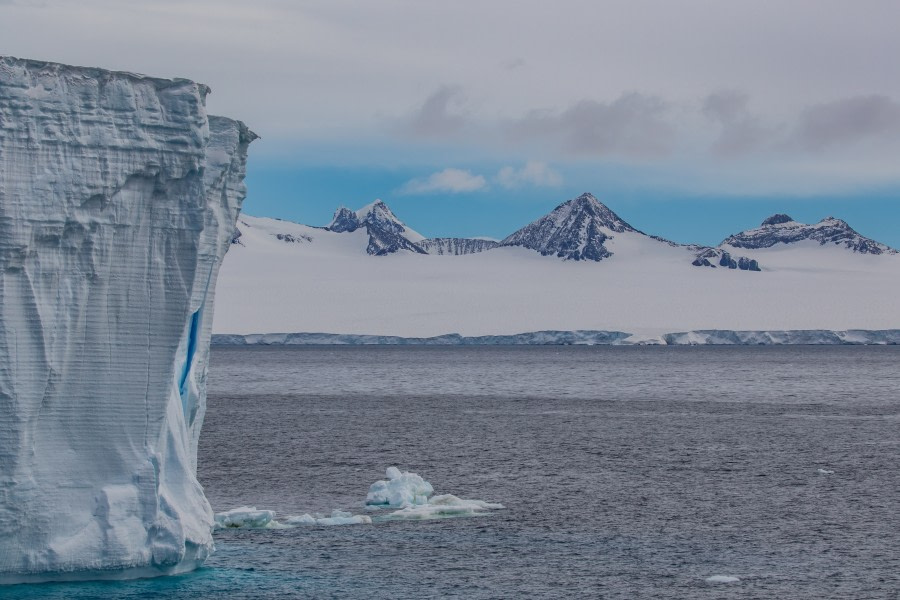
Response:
[817,468,835,475]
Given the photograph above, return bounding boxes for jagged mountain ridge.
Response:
[420,238,500,255]
[721,214,897,255]
[327,200,427,256]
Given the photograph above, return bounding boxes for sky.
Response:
[2,0,899,246]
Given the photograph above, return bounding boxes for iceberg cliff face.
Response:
[0,57,254,583]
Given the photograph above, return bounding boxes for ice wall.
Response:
[0,57,255,583]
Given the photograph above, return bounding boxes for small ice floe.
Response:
[365,467,504,521]
[214,507,371,529]
[284,510,372,526]
[214,507,278,529]
[817,468,835,475]
[216,467,503,529]
[705,575,740,583]
[380,494,504,521]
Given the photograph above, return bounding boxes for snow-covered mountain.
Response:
[214,195,899,339]
[498,193,763,270]
[720,214,897,255]
[499,193,636,261]
[326,200,427,255]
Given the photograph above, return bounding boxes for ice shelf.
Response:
[0,56,255,583]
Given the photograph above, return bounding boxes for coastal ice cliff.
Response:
[0,57,255,583]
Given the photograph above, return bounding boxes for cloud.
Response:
[790,95,900,151]
[495,161,562,188]
[402,85,468,138]
[702,90,772,157]
[506,93,675,158]
[502,57,525,71]
[398,168,487,194]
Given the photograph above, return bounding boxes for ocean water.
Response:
[4,346,900,599]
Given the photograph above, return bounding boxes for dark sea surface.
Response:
[5,346,900,599]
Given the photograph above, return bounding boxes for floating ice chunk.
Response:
[817,468,835,475]
[216,468,501,531]
[705,575,740,583]
[284,510,372,526]
[215,508,372,528]
[311,510,373,526]
[365,468,503,520]
[366,467,435,507]
[381,494,505,521]
[283,514,317,526]
[214,507,277,529]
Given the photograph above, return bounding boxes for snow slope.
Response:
[214,204,900,339]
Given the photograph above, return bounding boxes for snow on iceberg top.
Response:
[0,55,210,94]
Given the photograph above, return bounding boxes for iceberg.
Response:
[366,466,435,507]
[0,57,254,583]
[366,467,504,521]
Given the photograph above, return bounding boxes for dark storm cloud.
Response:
[506,93,675,158]
[702,90,772,157]
[402,85,468,138]
[791,95,900,151]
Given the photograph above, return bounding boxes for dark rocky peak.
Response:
[563,193,637,233]
[328,206,361,233]
[761,214,794,226]
[359,200,406,234]
[499,193,638,261]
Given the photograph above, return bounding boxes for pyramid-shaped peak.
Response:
[555,192,635,233]
[761,214,794,226]
[499,193,641,261]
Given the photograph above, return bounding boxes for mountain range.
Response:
[233,192,894,268]
[215,193,899,340]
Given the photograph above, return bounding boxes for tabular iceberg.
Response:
[0,57,255,583]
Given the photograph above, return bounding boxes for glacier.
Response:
[214,210,900,340]
[0,57,254,583]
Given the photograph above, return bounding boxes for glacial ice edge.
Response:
[0,57,255,583]
[211,329,900,346]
